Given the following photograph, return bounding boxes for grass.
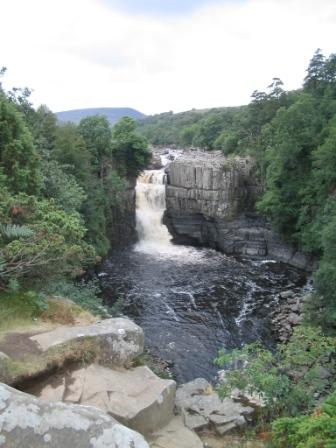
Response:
[40,298,97,326]
[0,291,97,334]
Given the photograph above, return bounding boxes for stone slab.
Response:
[30,318,144,367]
[35,364,176,436]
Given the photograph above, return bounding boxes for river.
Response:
[101,152,307,383]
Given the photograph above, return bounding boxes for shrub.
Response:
[42,279,110,317]
[272,391,336,448]
[214,326,336,420]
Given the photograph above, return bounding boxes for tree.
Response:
[257,93,323,239]
[41,160,86,212]
[78,115,111,179]
[52,123,90,184]
[0,95,41,195]
[111,117,150,177]
[304,48,326,94]
[32,105,58,156]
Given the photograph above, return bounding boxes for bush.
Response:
[42,279,109,317]
[0,289,48,323]
[214,326,336,420]
[272,391,336,448]
[0,189,95,289]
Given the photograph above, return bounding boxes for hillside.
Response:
[137,106,245,148]
[56,107,146,125]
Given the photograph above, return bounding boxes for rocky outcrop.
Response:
[164,151,313,270]
[271,290,309,342]
[0,382,149,448]
[30,318,144,368]
[1,318,204,448]
[30,364,176,436]
[175,378,255,436]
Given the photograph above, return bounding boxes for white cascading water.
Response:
[134,151,187,255]
[135,169,171,252]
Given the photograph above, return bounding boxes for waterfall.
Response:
[135,168,172,253]
[134,149,204,257]
[134,150,189,255]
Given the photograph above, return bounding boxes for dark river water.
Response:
[100,163,307,383]
[101,245,307,383]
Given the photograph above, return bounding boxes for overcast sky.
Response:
[1,0,335,115]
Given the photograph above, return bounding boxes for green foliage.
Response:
[112,116,151,177]
[78,114,112,176]
[52,123,90,184]
[0,223,34,241]
[42,279,109,317]
[77,115,135,255]
[0,71,139,311]
[41,160,87,212]
[306,207,336,332]
[272,391,336,448]
[214,327,336,420]
[137,107,245,150]
[0,95,41,194]
[0,189,95,289]
[31,105,57,156]
[0,289,48,322]
[256,93,323,239]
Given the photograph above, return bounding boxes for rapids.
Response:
[101,152,307,383]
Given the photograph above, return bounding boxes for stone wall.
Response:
[164,151,314,271]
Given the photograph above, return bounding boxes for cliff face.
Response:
[107,178,137,248]
[164,151,313,270]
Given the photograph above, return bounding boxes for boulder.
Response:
[30,318,144,367]
[175,378,254,436]
[32,364,176,436]
[148,416,203,448]
[0,382,149,448]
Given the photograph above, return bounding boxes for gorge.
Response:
[101,150,309,383]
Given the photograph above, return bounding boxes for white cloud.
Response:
[0,0,335,114]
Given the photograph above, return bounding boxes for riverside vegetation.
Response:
[1,50,336,447]
[0,66,150,325]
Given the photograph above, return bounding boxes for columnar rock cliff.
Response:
[107,178,137,248]
[164,151,313,270]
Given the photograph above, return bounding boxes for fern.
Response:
[0,223,34,240]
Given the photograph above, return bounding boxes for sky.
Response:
[1,0,335,115]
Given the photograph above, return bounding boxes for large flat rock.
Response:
[30,318,144,367]
[0,382,149,448]
[148,416,203,448]
[33,364,176,436]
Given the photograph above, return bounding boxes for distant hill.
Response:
[56,108,146,126]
